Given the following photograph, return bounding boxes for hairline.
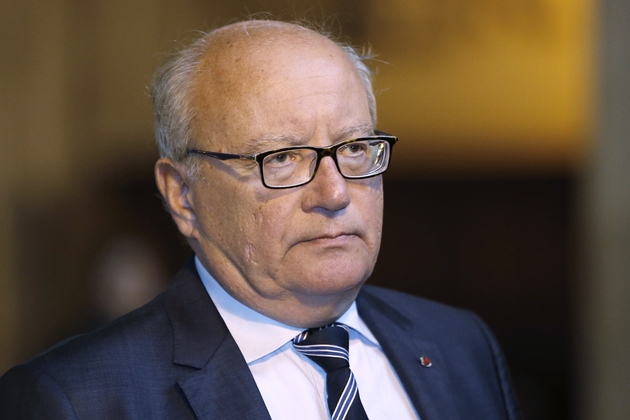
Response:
[151,20,377,179]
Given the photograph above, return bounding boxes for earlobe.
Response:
[155,158,197,238]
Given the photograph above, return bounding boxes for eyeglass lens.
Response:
[261,140,390,188]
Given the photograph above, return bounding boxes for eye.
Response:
[338,142,368,157]
[269,153,290,164]
[264,150,304,168]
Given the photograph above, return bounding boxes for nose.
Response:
[301,156,351,213]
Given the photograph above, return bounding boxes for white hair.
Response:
[151,21,377,175]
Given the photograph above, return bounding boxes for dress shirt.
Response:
[195,257,419,420]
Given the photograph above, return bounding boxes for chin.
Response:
[294,262,372,298]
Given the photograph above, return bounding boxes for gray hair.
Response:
[151,21,377,172]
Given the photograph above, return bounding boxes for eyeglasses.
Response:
[186,131,398,189]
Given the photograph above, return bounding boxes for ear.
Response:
[155,158,197,239]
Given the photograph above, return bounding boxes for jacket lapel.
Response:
[357,288,460,420]
[163,259,272,420]
[176,338,271,420]
[161,260,462,419]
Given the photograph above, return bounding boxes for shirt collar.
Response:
[194,257,379,363]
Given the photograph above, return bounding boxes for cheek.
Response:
[191,174,259,251]
[357,180,385,245]
[247,199,297,251]
[220,191,299,267]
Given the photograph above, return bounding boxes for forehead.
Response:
[191,23,371,150]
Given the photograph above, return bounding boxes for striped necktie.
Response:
[293,323,369,420]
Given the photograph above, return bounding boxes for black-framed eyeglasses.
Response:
[186,131,398,189]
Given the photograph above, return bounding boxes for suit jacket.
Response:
[0,258,521,419]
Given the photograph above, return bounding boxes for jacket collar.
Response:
[357,286,460,420]
[162,258,272,420]
[162,259,459,419]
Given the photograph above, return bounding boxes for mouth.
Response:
[299,232,358,247]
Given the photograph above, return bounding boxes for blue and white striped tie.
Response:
[293,323,369,420]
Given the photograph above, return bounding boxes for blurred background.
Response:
[0,1,628,419]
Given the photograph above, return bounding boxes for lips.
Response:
[297,231,359,247]
[311,233,352,241]
[289,219,365,248]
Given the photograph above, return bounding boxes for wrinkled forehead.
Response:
[189,22,364,148]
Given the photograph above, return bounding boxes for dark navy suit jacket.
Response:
[0,259,521,419]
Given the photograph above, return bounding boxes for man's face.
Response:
[181,32,383,325]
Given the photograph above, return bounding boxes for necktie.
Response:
[293,323,369,420]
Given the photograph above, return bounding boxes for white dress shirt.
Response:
[195,258,419,420]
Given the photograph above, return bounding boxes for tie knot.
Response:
[293,324,350,372]
[293,324,369,419]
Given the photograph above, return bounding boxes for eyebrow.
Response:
[242,123,375,154]
[243,134,303,153]
[334,123,375,141]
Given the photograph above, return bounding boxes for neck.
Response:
[194,253,362,328]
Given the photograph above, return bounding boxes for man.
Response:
[0,20,521,419]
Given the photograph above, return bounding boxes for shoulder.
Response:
[11,257,205,381]
[358,285,522,420]
[0,296,175,418]
[359,284,484,331]
[359,284,500,353]
[358,285,501,379]
[0,259,222,418]
[5,294,172,382]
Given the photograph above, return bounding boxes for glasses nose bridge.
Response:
[317,144,335,158]
[312,144,343,180]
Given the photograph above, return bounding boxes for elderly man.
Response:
[0,20,520,419]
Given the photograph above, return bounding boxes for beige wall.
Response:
[578,0,630,418]
[1,0,73,369]
[368,0,595,174]
[0,0,215,370]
